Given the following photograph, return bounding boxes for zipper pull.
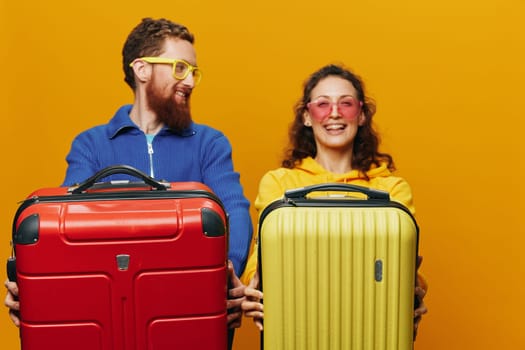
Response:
[147,141,155,178]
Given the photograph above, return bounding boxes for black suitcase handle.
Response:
[284,183,390,201]
[7,257,16,283]
[6,257,19,318]
[70,165,170,194]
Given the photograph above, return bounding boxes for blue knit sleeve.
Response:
[61,131,101,186]
[199,133,253,277]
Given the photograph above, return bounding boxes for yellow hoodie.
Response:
[241,157,425,290]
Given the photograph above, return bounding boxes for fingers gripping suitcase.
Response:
[8,165,229,350]
[258,184,419,350]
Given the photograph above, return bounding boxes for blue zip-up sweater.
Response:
[62,104,253,276]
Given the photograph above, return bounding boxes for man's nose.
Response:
[181,72,195,88]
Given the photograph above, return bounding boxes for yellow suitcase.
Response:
[258,183,419,350]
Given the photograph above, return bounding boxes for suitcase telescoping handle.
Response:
[70,165,170,194]
[284,183,390,201]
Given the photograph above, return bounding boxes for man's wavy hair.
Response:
[282,64,395,177]
[122,18,194,90]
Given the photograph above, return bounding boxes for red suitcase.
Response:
[8,165,228,350]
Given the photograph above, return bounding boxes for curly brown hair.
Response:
[122,18,194,90]
[282,64,395,177]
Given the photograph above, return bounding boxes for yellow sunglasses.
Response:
[131,57,202,85]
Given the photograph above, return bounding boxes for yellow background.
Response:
[2,1,524,349]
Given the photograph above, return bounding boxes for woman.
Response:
[241,64,428,337]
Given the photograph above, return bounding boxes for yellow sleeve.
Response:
[387,176,416,216]
[240,240,258,285]
[389,178,428,291]
[240,171,286,285]
[418,272,429,292]
[254,171,287,212]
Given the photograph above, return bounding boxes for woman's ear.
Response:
[358,112,366,126]
[303,111,312,127]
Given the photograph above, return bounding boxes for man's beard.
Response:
[146,78,192,133]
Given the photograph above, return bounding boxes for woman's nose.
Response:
[329,102,340,117]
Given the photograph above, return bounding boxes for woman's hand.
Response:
[414,256,428,339]
[414,285,427,339]
[241,270,264,331]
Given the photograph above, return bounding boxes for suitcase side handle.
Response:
[284,183,390,201]
[70,165,170,194]
[7,257,16,283]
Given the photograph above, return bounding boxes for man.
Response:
[4,17,252,347]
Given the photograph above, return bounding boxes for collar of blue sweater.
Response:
[107,104,197,139]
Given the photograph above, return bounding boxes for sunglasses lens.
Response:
[308,97,360,120]
[309,99,331,114]
[193,70,202,85]
[173,61,190,80]
[172,61,202,85]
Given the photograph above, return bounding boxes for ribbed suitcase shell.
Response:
[258,184,418,350]
[10,166,228,350]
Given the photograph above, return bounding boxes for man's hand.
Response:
[227,260,245,329]
[4,279,20,327]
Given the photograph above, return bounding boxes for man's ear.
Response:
[130,59,151,83]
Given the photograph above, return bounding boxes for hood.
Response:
[295,157,392,183]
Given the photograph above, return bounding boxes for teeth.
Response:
[176,91,186,97]
[325,124,345,130]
